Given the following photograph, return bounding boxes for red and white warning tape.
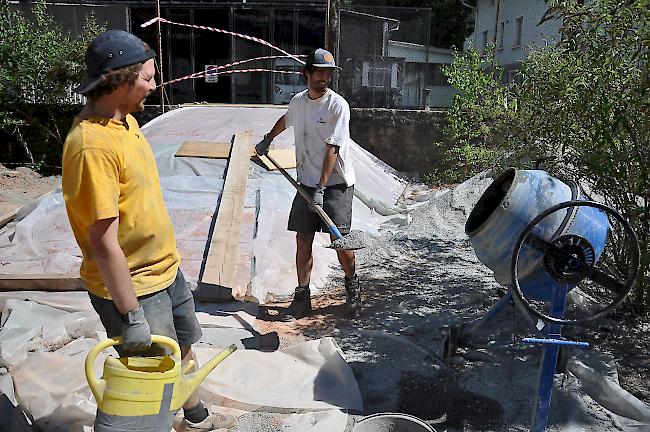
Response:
[162,68,301,87]
[141,17,306,66]
[160,55,304,87]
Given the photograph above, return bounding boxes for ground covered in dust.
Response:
[257,173,650,431]
[0,164,61,217]
[2,165,648,431]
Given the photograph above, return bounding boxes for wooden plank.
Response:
[177,140,296,170]
[259,149,297,170]
[0,273,84,291]
[0,190,55,229]
[201,131,252,290]
[175,141,233,159]
[0,207,21,229]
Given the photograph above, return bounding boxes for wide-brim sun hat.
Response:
[305,48,341,69]
[75,29,155,95]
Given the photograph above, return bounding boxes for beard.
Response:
[311,80,329,94]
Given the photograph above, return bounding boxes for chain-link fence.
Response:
[336,6,456,109]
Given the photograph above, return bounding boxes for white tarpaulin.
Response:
[0,105,409,302]
[0,105,408,431]
[0,292,361,431]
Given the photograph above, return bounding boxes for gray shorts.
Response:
[89,269,202,357]
[288,184,354,234]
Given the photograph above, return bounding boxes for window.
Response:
[362,61,398,88]
[481,30,489,55]
[514,16,523,48]
[497,22,504,50]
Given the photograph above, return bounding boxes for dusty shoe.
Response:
[345,275,361,317]
[283,286,312,320]
[177,405,238,431]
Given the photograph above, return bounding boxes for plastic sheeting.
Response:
[196,337,363,411]
[0,292,360,431]
[0,105,409,302]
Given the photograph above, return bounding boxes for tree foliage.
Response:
[440,0,650,309]
[0,0,103,172]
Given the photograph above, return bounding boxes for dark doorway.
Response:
[194,8,231,103]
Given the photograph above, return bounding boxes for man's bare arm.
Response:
[319,144,339,187]
[87,217,139,314]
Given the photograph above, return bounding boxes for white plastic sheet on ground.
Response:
[196,337,363,411]
[0,291,361,431]
[0,105,404,430]
[0,105,408,302]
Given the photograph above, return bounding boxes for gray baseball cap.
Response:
[75,30,155,95]
[305,48,341,69]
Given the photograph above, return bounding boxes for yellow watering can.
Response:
[85,335,236,417]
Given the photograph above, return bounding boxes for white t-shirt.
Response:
[285,89,356,188]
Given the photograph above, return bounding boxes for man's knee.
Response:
[296,232,315,248]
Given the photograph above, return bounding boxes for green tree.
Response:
[441,0,650,309]
[0,0,103,172]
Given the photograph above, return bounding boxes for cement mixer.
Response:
[443,168,640,432]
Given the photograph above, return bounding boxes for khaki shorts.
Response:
[89,269,202,357]
[287,183,354,234]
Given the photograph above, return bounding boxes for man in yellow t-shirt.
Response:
[62,30,236,431]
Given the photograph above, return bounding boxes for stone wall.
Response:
[350,108,449,179]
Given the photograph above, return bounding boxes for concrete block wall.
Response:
[350,108,449,179]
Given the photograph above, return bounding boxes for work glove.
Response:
[255,134,273,156]
[310,184,325,211]
[121,305,152,351]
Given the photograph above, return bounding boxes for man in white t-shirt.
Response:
[256,48,361,318]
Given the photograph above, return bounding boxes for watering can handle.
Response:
[85,335,182,400]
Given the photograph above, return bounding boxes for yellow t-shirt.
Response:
[62,115,180,299]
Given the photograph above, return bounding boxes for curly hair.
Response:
[302,65,316,80]
[85,62,144,99]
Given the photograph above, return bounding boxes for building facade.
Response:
[11,0,326,105]
[465,0,561,80]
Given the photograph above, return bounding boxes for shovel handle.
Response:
[263,152,343,240]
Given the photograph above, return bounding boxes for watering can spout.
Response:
[179,344,237,399]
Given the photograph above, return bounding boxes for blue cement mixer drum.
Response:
[465,169,608,301]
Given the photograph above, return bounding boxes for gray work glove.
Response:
[121,305,152,351]
[255,134,272,156]
[310,184,325,211]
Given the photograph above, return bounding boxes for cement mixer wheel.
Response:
[511,200,640,326]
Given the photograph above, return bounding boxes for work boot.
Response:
[283,285,312,320]
[345,274,361,317]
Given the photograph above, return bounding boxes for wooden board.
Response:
[259,149,297,170]
[0,273,84,291]
[176,140,297,170]
[175,141,233,159]
[201,131,252,290]
[0,190,55,229]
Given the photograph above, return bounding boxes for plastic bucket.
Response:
[352,413,436,432]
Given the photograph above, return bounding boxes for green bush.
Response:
[441,0,650,309]
[0,1,103,174]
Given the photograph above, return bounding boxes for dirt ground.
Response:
[2,165,649,431]
[255,176,650,431]
[0,164,61,219]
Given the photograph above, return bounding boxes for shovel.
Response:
[261,152,365,251]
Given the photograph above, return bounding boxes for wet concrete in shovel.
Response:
[328,230,370,250]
